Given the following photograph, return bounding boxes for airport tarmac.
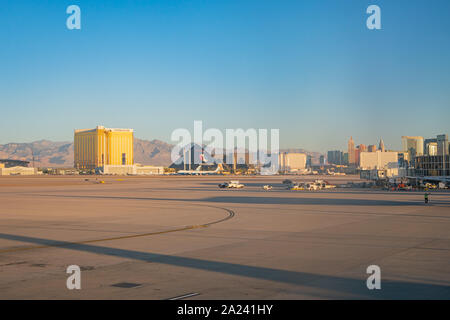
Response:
[0,175,449,299]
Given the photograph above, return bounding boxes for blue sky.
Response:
[0,0,449,152]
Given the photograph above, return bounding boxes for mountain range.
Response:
[0,138,173,167]
[0,139,322,168]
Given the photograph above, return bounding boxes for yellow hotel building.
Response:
[74,126,134,169]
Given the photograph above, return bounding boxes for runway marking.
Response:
[0,205,235,254]
[167,292,200,300]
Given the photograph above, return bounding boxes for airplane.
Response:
[176,163,223,175]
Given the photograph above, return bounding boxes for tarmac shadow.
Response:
[0,232,449,299]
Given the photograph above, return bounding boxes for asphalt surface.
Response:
[0,175,449,299]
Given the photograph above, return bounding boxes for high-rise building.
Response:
[319,155,325,165]
[398,152,409,168]
[437,134,449,156]
[74,126,134,170]
[425,142,438,156]
[379,139,385,152]
[348,136,355,164]
[327,150,344,165]
[368,145,377,152]
[306,155,312,167]
[355,144,367,166]
[424,138,437,155]
[401,136,424,166]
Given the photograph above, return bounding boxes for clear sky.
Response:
[0,0,449,152]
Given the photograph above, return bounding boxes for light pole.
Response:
[183,147,186,171]
[443,139,446,177]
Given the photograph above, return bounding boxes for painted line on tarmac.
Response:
[167,292,201,300]
[0,205,235,254]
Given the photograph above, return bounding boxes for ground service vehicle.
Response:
[219,181,244,188]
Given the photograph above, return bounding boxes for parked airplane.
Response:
[177,164,223,175]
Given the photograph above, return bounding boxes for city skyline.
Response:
[1,130,446,155]
[1,0,450,152]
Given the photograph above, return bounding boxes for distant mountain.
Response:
[0,139,322,168]
[0,138,174,167]
[134,138,173,166]
[0,140,73,167]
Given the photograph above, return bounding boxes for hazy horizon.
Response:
[2,132,446,155]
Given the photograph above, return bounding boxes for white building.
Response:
[360,151,398,170]
[0,166,37,176]
[99,164,164,175]
[279,153,307,173]
[135,165,164,175]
